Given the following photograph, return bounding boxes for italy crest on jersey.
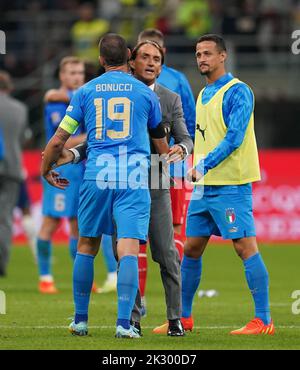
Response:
[225,208,236,224]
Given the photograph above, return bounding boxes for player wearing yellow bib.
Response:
[181,34,274,335]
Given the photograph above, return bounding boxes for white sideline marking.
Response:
[0,325,299,330]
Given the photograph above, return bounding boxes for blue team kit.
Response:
[43,99,85,218]
[64,71,161,239]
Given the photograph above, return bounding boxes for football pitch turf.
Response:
[0,243,299,350]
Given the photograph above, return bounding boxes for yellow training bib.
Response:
[193,78,261,185]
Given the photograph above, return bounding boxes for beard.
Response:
[199,65,210,75]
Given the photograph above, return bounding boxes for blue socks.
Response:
[73,253,95,324]
[181,255,202,318]
[69,238,78,261]
[37,239,52,276]
[101,234,117,273]
[244,253,271,325]
[116,256,138,329]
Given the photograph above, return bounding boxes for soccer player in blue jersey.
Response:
[37,57,86,294]
[41,34,169,338]
[44,89,118,295]
[182,34,274,335]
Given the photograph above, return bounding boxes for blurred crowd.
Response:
[1,0,298,77]
[1,0,300,147]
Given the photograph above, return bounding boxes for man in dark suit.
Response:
[53,41,193,336]
[0,71,28,276]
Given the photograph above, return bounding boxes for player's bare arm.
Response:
[54,148,75,167]
[44,89,70,103]
[149,123,169,154]
[65,133,87,149]
[41,127,71,189]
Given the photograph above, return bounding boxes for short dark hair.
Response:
[131,40,164,65]
[138,28,164,48]
[99,33,128,67]
[197,34,226,52]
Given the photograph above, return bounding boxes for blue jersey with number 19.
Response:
[61,71,162,185]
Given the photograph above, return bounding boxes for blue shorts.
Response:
[186,187,256,240]
[78,180,151,241]
[17,180,30,209]
[42,163,84,218]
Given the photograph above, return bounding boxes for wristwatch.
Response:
[178,144,188,159]
[68,148,80,164]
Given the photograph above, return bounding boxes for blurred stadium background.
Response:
[1,0,300,350]
[1,0,299,243]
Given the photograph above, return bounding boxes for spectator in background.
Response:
[71,2,110,65]
[221,0,260,55]
[0,71,28,276]
[176,0,212,40]
[117,0,147,43]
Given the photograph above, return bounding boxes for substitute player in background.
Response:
[182,34,274,335]
[41,33,169,338]
[37,57,86,294]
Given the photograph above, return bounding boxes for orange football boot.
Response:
[91,281,98,293]
[153,321,168,334]
[153,316,194,334]
[230,318,275,335]
[181,316,194,332]
[39,281,58,294]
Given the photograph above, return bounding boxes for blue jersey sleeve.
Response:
[65,87,85,124]
[196,83,254,174]
[44,102,69,142]
[178,72,196,139]
[147,90,162,129]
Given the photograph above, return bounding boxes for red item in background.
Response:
[253,150,300,242]
[138,243,148,298]
[13,150,300,243]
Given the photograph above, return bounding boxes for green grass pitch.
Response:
[0,243,299,350]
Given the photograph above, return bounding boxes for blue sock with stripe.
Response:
[243,253,271,325]
[101,234,117,272]
[37,239,52,276]
[73,253,94,324]
[69,238,78,261]
[116,256,138,329]
[181,255,202,318]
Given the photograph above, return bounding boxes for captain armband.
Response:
[59,115,80,135]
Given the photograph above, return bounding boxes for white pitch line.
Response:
[0,325,299,330]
